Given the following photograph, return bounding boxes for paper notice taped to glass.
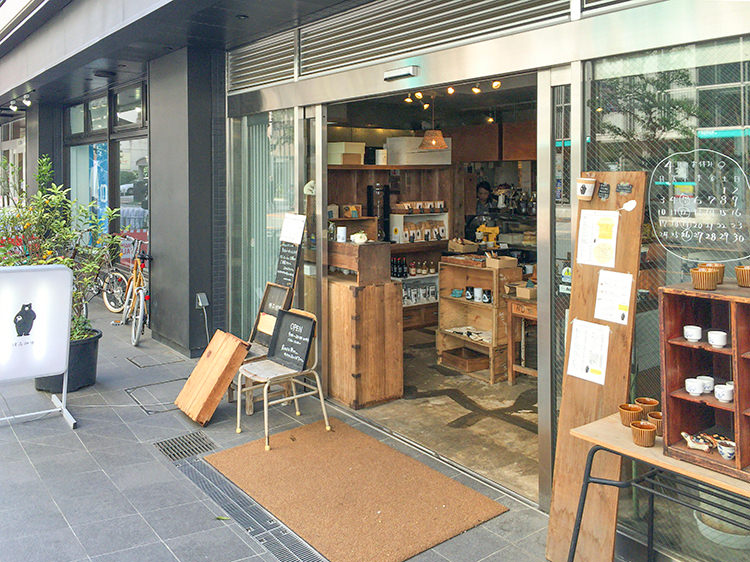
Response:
[279,213,307,244]
[567,319,610,385]
[576,210,619,268]
[594,270,633,325]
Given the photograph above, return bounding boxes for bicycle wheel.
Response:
[102,271,128,313]
[131,288,146,346]
[120,279,134,325]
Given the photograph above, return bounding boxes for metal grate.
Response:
[177,458,327,562]
[299,0,569,77]
[153,431,216,462]
[227,31,296,93]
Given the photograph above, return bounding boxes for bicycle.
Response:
[116,236,152,346]
[87,251,129,314]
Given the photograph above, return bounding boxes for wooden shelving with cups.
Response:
[660,282,750,481]
[436,261,521,384]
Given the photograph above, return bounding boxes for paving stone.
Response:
[73,513,160,557]
[0,526,87,562]
[483,507,548,543]
[90,542,179,562]
[141,500,226,540]
[433,526,511,562]
[165,526,259,562]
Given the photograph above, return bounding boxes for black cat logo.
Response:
[14,303,36,336]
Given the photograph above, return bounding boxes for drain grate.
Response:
[177,457,326,562]
[153,431,216,462]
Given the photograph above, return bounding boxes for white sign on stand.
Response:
[0,265,77,428]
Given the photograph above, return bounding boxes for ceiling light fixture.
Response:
[404,93,413,103]
[22,94,31,107]
[446,86,455,95]
[472,84,481,94]
[414,91,423,100]
[492,80,501,89]
[9,100,17,112]
[487,116,494,123]
[422,103,430,110]
[236,14,249,19]
[418,96,448,151]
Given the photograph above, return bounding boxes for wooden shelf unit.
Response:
[436,262,521,384]
[660,282,750,482]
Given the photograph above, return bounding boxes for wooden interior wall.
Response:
[546,171,647,562]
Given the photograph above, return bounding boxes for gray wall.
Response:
[149,47,215,357]
[25,103,63,191]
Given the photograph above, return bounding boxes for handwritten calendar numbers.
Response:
[649,149,750,262]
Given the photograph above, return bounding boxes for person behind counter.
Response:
[476,181,497,215]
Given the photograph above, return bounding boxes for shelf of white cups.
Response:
[668,325,731,355]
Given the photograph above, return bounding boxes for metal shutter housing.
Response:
[299,0,569,77]
[227,31,295,93]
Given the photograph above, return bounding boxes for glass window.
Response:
[69,104,85,135]
[117,138,149,264]
[116,86,143,128]
[88,97,108,131]
[228,109,296,335]
[69,142,109,228]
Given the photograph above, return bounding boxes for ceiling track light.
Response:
[446,86,455,95]
[404,93,413,103]
[423,103,430,110]
[22,94,31,107]
[9,101,17,112]
[472,84,481,94]
[492,80,501,89]
[414,91,423,100]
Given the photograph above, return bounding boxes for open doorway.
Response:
[325,73,540,501]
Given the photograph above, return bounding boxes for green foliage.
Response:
[35,154,54,194]
[0,157,120,340]
[119,170,137,185]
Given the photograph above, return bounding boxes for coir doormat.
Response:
[205,418,507,562]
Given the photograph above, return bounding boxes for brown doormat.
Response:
[205,418,507,562]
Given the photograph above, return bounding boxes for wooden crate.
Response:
[328,277,403,409]
[329,216,378,240]
[327,241,390,286]
[660,283,750,482]
[439,347,489,372]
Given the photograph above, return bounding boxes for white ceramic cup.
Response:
[685,378,703,397]
[336,226,347,243]
[577,177,597,201]
[697,375,715,393]
[474,287,483,301]
[683,325,702,342]
[726,381,735,390]
[707,330,728,348]
[715,384,734,403]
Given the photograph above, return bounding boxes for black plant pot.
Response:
[35,329,102,393]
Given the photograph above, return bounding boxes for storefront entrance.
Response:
[323,74,541,501]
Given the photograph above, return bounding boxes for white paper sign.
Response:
[279,213,307,244]
[594,271,633,326]
[576,210,620,268]
[0,265,73,380]
[567,319,610,385]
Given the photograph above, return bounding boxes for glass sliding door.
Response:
[115,137,149,266]
[228,109,296,338]
[69,141,108,227]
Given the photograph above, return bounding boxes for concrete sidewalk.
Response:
[0,301,549,562]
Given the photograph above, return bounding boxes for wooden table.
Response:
[569,414,750,561]
[505,296,537,385]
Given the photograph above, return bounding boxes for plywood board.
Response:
[175,330,248,426]
[546,171,646,562]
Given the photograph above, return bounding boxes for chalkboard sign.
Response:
[274,241,301,288]
[268,309,316,371]
[251,283,292,347]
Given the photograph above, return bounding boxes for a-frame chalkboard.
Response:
[267,309,316,372]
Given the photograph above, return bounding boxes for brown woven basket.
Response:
[631,421,657,447]
[619,403,643,426]
[691,267,718,291]
[647,411,663,437]
[699,263,725,284]
[737,266,750,288]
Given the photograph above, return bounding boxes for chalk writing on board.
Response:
[269,311,315,371]
[649,149,750,263]
[275,242,300,287]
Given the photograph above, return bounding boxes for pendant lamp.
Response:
[418,96,448,150]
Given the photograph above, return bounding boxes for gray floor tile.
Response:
[55,487,138,525]
[0,439,30,462]
[0,457,39,486]
[452,473,508,501]
[108,459,181,490]
[166,526,258,562]
[33,449,102,479]
[75,421,140,450]
[141,500,225,540]
[478,544,543,562]
[122,480,202,512]
[512,528,547,560]
[0,526,87,562]
[73,513,160,557]
[0,498,69,539]
[406,548,450,561]
[483,507,548,543]
[90,441,160,470]
[433,526,511,562]
[91,542,179,562]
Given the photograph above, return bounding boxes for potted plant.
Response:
[0,155,120,392]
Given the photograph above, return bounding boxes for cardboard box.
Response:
[327,204,339,219]
[517,284,537,300]
[328,142,366,154]
[342,204,362,218]
[497,233,525,244]
[328,152,364,165]
[448,239,479,253]
[385,136,452,165]
[486,256,518,269]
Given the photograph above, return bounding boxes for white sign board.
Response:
[566,319,610,386]
[279,213,307,245]
[0,265,73,381]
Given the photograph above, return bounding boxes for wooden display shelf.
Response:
[742,351,750,360]
[441,295,494,309]
[667,441,738,471]
[329,216,378,242]
[393,273,439,282]
[390,240,448,254]
[403,301,437,330]
[403,301,438,309]
[328,164,450,170]
[667,337,733,355]
[327,241,390,286]
[669,389,735,412]
[438,328,492,348]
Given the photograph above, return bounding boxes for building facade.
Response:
[1,1,750,559]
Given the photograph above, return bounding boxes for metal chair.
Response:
[234,308,330,450]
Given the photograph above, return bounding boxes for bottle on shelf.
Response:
[429,260,436,274]
[409,261,417,276]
